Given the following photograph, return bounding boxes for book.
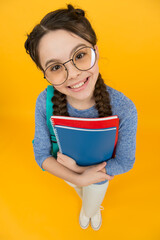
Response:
[51,115,119,152]
[50,116,119,166]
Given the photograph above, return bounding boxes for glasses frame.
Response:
[43,46,97,86]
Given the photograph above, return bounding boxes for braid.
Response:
[51,87,69,116]
[94,73,112,117]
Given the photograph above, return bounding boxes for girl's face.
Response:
[38,29,99,109]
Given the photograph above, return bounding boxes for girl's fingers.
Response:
[57,156,64,162]
[107,175,114,180]
[58,152,66,158]
[57,158,61,162]
[96,162,106,171]
[57,153,67,162]
[100,171,114,181]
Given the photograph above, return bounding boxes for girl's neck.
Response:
[67,96,95,110]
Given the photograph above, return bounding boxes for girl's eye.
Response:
[75,52,86,60]
[50,64,61,71]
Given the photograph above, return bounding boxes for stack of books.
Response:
[50,115,119,166]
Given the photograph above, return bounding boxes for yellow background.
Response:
[0,0,160,239]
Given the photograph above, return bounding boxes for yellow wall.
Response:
[0,0,160,239]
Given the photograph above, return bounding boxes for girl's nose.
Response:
[65,60,81,80]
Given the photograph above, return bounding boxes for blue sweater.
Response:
[33,85,137,184]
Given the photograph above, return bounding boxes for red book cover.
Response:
[51,115,119,129]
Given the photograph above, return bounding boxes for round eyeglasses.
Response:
[43,46,97,86]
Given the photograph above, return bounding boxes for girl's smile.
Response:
[67,76,89,91]
[38,29,99,110]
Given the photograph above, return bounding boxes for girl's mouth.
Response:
[68,77,89,91]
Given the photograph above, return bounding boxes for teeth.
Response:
[70,81,85,89]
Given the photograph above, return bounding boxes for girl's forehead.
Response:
[38,29,90,68]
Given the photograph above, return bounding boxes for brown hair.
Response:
[24,4,112,117]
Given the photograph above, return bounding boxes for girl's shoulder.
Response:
[106,85,125,101]
[35,88,47,115]
[106,85,137,117]
[37,88,47,99]
[36,88,47,101]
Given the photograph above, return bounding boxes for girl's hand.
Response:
[57,152,108,175]
[100,166,107,173]
[77,162,114,187]
[57,152,79,172]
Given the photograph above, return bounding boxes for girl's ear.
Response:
[94,45,99,60]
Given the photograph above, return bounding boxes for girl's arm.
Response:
[57,152,89,173]
[105,102,138,175]
[42,156,81,184]
[42,156,112,186]
[57,152,107,174]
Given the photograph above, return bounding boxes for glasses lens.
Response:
[44,63,67,85]
[73,47,96,71]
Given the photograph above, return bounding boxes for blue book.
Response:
[53,125,117,166]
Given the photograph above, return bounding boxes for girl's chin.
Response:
[67,90,95,108]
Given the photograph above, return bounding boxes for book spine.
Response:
[50,117,55,126]
[50,118,62,153]
[53,126,62,153]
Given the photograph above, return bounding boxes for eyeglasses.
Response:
[43,46,97,86]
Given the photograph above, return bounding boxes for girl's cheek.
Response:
[54,86,67,94]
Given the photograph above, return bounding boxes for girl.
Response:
[24,4,137,231]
